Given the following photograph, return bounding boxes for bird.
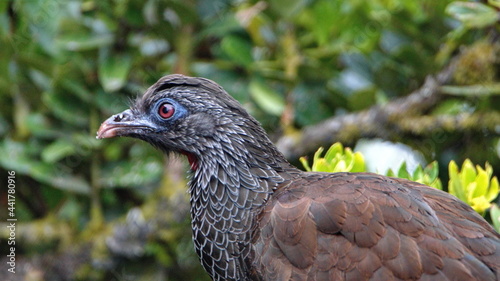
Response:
[97,74,500,281]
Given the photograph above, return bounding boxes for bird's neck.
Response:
[187,130,297,214]
[187,134,294,231]
[186,128,298,279]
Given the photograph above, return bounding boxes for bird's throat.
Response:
[181,151,198,171]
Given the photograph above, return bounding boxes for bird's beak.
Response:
[97,109,155,139]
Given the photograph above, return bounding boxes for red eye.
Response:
[158,103,175,119]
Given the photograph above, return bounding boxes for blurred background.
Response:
[0,0,499,280]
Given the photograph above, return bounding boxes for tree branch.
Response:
[275,59,498,160]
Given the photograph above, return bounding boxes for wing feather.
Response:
[253,172,499,281]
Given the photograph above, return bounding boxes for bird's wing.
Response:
[253,172,499,281]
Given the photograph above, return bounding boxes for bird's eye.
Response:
[158,103,175,119]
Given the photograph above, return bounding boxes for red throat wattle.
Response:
[181,151,198,171]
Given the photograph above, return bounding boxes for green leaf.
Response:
[96,89,129,114]
[351,153,365,172]
[0,1,8,13]
[473,165,489,198]
[427,161,439,180]
[311,147,325,172]
[300,156,312,172]
[0,139,90,194]
[100,157,163,188]
[386,169,396,177]
[60,79,92,103]
[486,176,499,202]
[98,53,132,92]
[26,113,60,138]
[269,0,308,19]
[42,139,76,163]
[433,179,443,190]
[73,133,101,151]
[301,143,365,173]
[249,80,285,116]
[311,0,338,45]
[220,36,253,67]
[30,163,91,194]
[42,91,88,125]
[324,143,343,163]
[446,2,498,28]
[465,182,477,202]
[19,0,65,55]
[413,165,424,181]
[343,149,354,171]
[447,159,498,215]
[448,160,459,179]
[490,203,500,232]
[315,159,330,172]
[57,34,114,51]
[470,196,490,215]
[397,162,410,179]
[448,160,467,202]
[460,159,477,189]
[0,139,35,174]
[333,160,346,172]
[489,0,500,9]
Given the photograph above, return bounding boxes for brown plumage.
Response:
[97,74,500,281]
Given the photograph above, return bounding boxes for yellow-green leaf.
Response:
[460,159,476,188]
[300,157,312,172]
[448,160,466,201]
[486,176,499,202]
[351,153,365,172]
[324,143,342,162]
[490,203,500,232]
[470,196,490,215]
[473,165,489,198]
[466,182,477,202]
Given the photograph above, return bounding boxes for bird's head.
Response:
[97,74,273,170]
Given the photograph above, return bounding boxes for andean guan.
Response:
[97,74,500,281]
